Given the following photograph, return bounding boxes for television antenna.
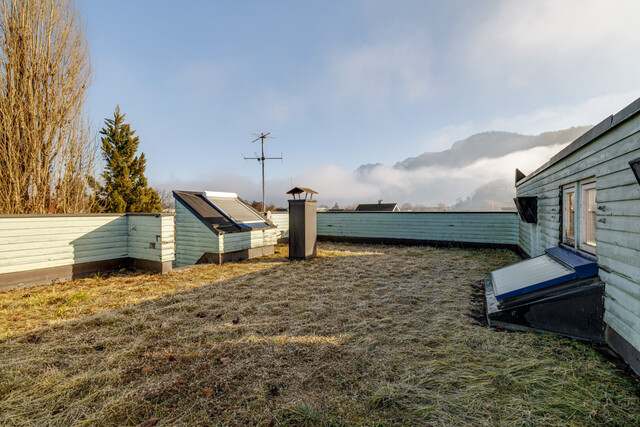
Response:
[243,132,283,213]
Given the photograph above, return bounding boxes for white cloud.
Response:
[486,91,640,134]
[409,122,477,153]
[408,91,638,157]
[462,0,640,89]
[154,141,566,209]
[154,89,639,209]
[327,37,432,109]
[246,142,568,207]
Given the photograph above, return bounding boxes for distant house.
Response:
[172,190,278,266]
[488,96,640,374]
[355,201,400,212]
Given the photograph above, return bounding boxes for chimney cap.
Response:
[287,187,318,200]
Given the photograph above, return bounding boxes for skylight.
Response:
[202,191,268,228]
[491,246,598,301]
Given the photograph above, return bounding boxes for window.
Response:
[580,181,597,252]
[561,179,596,254]
[562,184,576,246]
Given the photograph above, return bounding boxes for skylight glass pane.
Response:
[491,254,576,300]
[206,197,266,224]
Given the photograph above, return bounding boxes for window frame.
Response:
[579,179,597,254]
[562,183,576,246]
[561,178,597,256]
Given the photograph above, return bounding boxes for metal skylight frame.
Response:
[201,191,268,226]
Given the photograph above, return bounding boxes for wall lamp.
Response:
[630,157,640,185]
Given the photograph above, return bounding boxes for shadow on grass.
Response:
[0,246,387,424]
[2,244,639,426]
[0,244,381,337]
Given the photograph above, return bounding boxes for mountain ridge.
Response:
[356,126,593,174]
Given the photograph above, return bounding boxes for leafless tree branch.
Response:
[0,0,95,214]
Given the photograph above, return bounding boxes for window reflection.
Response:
[564,190,575,244]
[583,187,596,247]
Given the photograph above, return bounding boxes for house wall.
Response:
[0,215,128,276]
[220,229,278,253]
[270,213,290,240]
[0,213,175,289]
[516,113,640,368]
[174,200,278,267]
[270,212,519,247]
[127,214,175,272]
[174,200,220,267]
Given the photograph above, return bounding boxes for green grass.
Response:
[0,243,638,425]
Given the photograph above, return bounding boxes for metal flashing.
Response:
[545,246,599,279]
[203,194,269,226]
[286,187,318,195]
[203,191,238,199]
[173,190,273,235]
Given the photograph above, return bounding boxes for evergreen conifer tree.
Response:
[89,106,162,213]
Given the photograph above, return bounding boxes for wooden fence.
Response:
[0,213,174,289]
[271,211,519,248]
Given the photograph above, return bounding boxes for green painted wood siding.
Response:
[174,201,279,267]
[128,214,175,263]
[220,229,278,253]
[174,200,219,267]
[270,212,518,245]
[0,214,174,276]
[0,215,127,274]
[270,213,289,239]
[516,113,640,354]
[319,212,519,244]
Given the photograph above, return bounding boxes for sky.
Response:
[78,0,640,207]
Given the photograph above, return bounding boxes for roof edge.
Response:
[516,95,640,187]
[173,192,222,235]
[203,191,237,198]
[173,190,276,232]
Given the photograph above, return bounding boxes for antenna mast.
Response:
[243,132,283,213]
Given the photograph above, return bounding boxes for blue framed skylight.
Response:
[491,246,598,301]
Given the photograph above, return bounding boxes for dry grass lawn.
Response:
[1,243,639,425]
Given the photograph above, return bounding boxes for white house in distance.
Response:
[172,190,278,267]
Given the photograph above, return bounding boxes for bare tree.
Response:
[156,189,175,212]
[0,0,94,214]
[249,200,275,213]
